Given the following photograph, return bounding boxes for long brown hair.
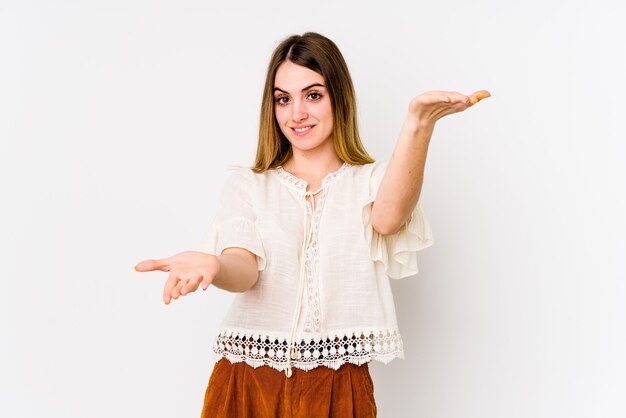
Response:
[251,32,375,173]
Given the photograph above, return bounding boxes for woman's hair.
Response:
[251,32,375,173]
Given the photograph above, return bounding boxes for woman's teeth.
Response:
[294,126,312,132]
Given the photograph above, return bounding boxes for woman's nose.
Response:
[291,101,308,122]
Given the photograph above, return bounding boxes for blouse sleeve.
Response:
[198,168,267,272]
[361,160,434,279]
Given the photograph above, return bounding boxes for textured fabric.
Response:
[200,358,377,418]
[197,159,434,375]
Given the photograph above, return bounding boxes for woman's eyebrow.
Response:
[273,83,326,94]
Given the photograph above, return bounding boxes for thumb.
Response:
[134,258,172,272]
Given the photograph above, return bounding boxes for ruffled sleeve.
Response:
[198,168,267,271]
[361,160,434,279]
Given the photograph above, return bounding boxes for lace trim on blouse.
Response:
[274,162,351,190]
[213,327,404,371]
[303,184,327,333]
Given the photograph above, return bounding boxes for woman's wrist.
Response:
[402,113,435,145]
[404,112,436,134]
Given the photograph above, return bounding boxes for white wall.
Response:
[2,1,624,417]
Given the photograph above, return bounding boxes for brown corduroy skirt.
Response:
[200,357,377,417]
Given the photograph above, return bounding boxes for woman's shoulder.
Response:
[351,159,388,169]
[220,164,275,192]
[349,159,390,181]
[225,164,276,177]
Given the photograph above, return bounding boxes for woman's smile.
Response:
[291,125,316,136]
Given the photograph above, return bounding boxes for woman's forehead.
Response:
[274,61,325,91]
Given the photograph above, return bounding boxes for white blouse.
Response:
[198,159,434,378]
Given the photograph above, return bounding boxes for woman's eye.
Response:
[308,92,322,100]
[274,96,289,105]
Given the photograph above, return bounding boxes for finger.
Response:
[171,278,186,299]
[181,274,204,295]
[456,92,477,106]
[172,274,199,299]
[428,92,463,105]
[474,90,491,100]
[441,91,471,106]
[201,274,213,291]
[181,276,202,295]
[179,277,192,296]
[163,276,180,304]
[451,92,472,105]
[469,90,491,105]
[135,258,171,272]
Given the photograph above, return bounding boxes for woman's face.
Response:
[273,61,333,154]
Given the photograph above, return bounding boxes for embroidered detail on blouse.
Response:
[275,161,351,190]
[303,187,328,333]
[213,327,404,372]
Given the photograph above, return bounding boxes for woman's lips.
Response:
[291,125,315,137]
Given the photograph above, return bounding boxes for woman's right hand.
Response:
[134,251,220,305]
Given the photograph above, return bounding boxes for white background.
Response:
[2,1,625,417]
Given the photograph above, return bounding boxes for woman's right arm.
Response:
[212,248,260,293]
[134,248,260,304]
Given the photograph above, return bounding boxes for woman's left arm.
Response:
[370,90,491,235]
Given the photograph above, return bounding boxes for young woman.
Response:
[135,32,490,418]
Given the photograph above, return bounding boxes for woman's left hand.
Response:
[408,90,491,128]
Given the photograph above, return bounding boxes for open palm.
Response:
[408,90,491,126]
[134,251,219,304]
